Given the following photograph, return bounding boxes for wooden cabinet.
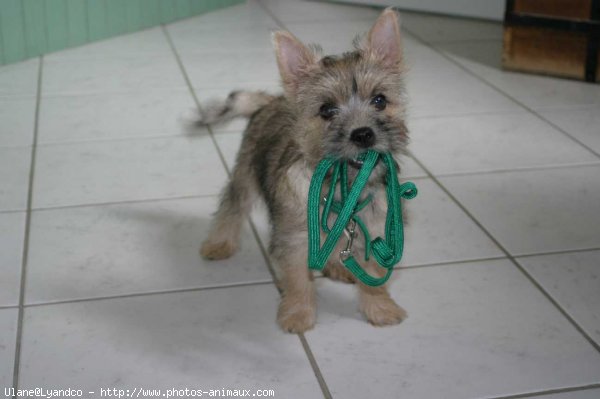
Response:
[503,0,599,82]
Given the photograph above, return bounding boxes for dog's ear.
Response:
[366,8,403,68]
[272,31,316,95]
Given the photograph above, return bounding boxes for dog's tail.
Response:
[195,90,275,127]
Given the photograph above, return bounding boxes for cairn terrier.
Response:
[199,8,409,333]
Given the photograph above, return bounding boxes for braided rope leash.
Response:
[307,150,418,287]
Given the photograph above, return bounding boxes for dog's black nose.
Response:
[350,127,375,148]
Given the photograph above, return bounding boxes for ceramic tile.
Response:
[518,250,600,346]
[169,1,277,30]
[405,45,522,118]
[434,39,503,77]
[44,27,172,61]
[0,309,17,389]
[191,86,282,134]
[0,146,31,212]
[410,112,599,175]
[399,179,504,266]
[26,197,272,303]
[182,50,280,90]
[212,131,244,167]
[19,285,323,397]
[0,212,25,307]
[489,70,600,111]
[537,105,600,155]
[38,90,195,144]
[522,390,600,399]
[284,20,429,59]
[0,97,36,147]
[260,0,380,23]
[306,259,600,398]
[0,58,39,97]
[42,56,187,96]
[401,11,503,43]
[401,157,429,179]
[6,2,600,396]
[285,19,376,54]
[440,166,600,255]
[168,25,275,55]
[33,136,227,209]
[436,41,600,110]
[248,202,271,251]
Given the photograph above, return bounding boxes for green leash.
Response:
[307,150,418,287]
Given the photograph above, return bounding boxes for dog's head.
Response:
[273,8,408,169]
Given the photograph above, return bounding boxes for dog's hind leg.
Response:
[200,161,257,260]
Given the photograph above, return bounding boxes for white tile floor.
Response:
[1,1,600,398]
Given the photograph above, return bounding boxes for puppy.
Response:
[199,8,409,333]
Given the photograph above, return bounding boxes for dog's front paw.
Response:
[200,239,236,260]
[277,299,316,333]
[360,296,407,326]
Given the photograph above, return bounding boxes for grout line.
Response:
[485,383,600,399]
[397,8,501,24]
[426,37,502,45]
[244,4,333,398]
[161,24,280,283]
[39,87,193,99]
[0,209,27,216]
[34,131,213,147]
[30,193,219,213]
[528,112,600,159]
[12,55,44,394]
[408,152,600,354]
[394,255,508,270]
[407,108,530,120]
[254,0,286,29]
[410,160,600,179]
[403,28,600,351]
[161,22,283,291]
[23,280,276,309]
[297,333,333,399]
[402,24,600,160]
[171,4,333,396]
[161,26,233,188]
[247,218,278,281]
[515,246,600,259]
[14,245,600,310]
[22,257,508,308]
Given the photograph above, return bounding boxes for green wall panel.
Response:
[159,1,176,24]
[23,0,48,58]
[106,0,127,36]
[0,0,245,66]
[141,0,160,29]
[126,0,143,32]
[45,0,68,53]
[0,0,26,64]
[0,17,3,64]
[86,0,108,42]
[67,0,88,47]
[176,0,192,20]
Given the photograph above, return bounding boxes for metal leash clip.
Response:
[339,219,357,262]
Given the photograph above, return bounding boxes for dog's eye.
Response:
[319,103,338,120]
[371,94,387,111]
